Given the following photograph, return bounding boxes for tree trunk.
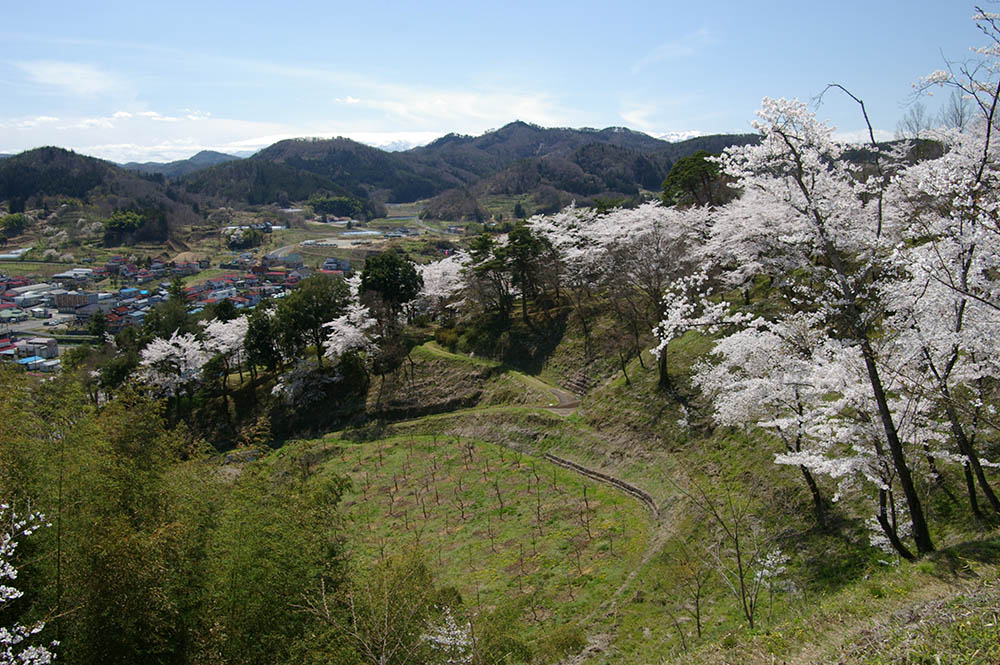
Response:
[923,443,959,508]
[964,462,984,520]
[658,346,670,389]
[799,464,827,528]
[942,397,1000,516]
[860,340,934,554]
[876,489,916,561]
[619,349,631,386]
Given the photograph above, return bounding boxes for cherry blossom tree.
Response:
[874,9,1000,519]
[323,303,379,367]
[678,97,935,555]
[416,252,467,320]
[1,504,57,665]
[200,315,250,412]
[529,202,708,378]
[201,316,249,369]
[423,607,472,665]
[138,330,208,399]
[693,310,938,560]
[692,314,830,525]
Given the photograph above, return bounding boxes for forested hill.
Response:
[250,136,461,203]
[418,128,759,218]
[238,122,760,211]
[122,150,241,179]
[404,121,672,174]
[178,158,384,218]
[0,125,759,215]
[0,146,201,240]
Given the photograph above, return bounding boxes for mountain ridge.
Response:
[121,150,242,179]
[0,123,762,217]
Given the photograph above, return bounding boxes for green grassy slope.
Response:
[250,312,1000,664]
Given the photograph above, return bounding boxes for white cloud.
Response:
[16,60,121,96]
[343,84,571,131]
[14,115,60,129]
[138,111,181,122]
[182,109,212,120]
[631,28,714,75]
[833,128,894,144]
[0,109,289,162]
[68,116,116,130]
[620,105,658,131]
[224,57,582,132]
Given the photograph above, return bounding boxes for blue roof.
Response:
[18,356,44,364]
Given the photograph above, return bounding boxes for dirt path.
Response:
[543,453,658,518]
[544,385,580,416]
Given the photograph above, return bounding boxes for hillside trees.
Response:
[0,212,28,238]
[529,202,705,383]
[245,305,283,376]
[0,366,362,665]
[276,274,351,366]
[203,457,350,665]
[505,224,551,326]
[661,150,731,207]
[309,194,362,218]
[461,224,555,329]
[416,251,466,320]
[360,251,423,318]
[102,206,169,245]
[465,233,516,323]
[672,97,936,556]
[358,251,423,395]
[143,277,196,339]
[668,79,1000,556]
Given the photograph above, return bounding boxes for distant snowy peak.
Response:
[657,130,706,142]
[370,139,424,152]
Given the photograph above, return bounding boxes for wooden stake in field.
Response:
[534,478,544,536]
[581,485,593,540]
[492,477,506,520]
[487,513,497,553]
[516,543,525,592]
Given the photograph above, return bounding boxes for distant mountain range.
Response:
[0,122,762,226]
[121,150,241,179]
[192,122,758,216]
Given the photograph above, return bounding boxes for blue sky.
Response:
[0,1,985,162]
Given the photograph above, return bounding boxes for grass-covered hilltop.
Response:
[5,13,1000,665]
